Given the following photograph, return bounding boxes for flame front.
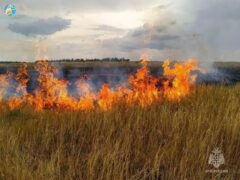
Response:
[162,59,200,100]
[127,60,159,106]
[0,59,202,111]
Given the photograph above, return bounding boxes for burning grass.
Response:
[0,60,240,179]
[0,84,240,179]
[0,59,201,112]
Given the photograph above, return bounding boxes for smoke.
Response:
[57,65,130,97]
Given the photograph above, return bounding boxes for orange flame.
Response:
[162,59,199,100]
[76,79,95,110]
[127,60,159,106]
[0,59,202,111]
[16,63,29,95]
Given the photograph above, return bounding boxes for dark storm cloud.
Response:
[8,16,71,37]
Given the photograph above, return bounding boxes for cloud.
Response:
[188,0,240,48]
[8,16,71,37]
[98,4,182,53]
[166,0,240,61]
[100,0,240,61]
[2,0,240,62]
[102,19,180,52]
[15,0,160,14]
[130,23,166,37]
[89,25,125,33]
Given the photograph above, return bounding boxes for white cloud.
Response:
[0,0,240,61]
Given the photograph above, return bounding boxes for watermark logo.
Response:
[208,147,225,168]
[205,147,228,174]
[4,4,16,17]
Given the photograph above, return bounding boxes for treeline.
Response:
[49,58,130,62]
[0,58,130,63]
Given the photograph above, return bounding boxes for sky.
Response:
[0,0,240,62]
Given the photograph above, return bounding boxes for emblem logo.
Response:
[208,148,225,168]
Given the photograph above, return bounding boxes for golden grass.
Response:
[0,84,240,179]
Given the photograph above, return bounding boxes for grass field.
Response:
[0,84,240,179]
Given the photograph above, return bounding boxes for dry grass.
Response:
[0,84,240,179]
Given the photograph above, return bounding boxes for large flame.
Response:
[0,59,202,111]
[162,59,200,100]
[127,60,159,106]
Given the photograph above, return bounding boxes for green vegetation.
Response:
[0,84,240,179]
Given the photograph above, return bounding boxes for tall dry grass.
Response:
[0,84,240,179]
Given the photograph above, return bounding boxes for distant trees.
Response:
[0,58,131,63]
[49,58,130,62]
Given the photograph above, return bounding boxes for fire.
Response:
[97,83,124,111]
[16,63,29,96]
[127,60,159,106]
[162,59,200,100]
[76,80,95,110]
[0,59,202,111]
[0,72,13,102]
[30,60,75,111]
[8,97,22,110]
